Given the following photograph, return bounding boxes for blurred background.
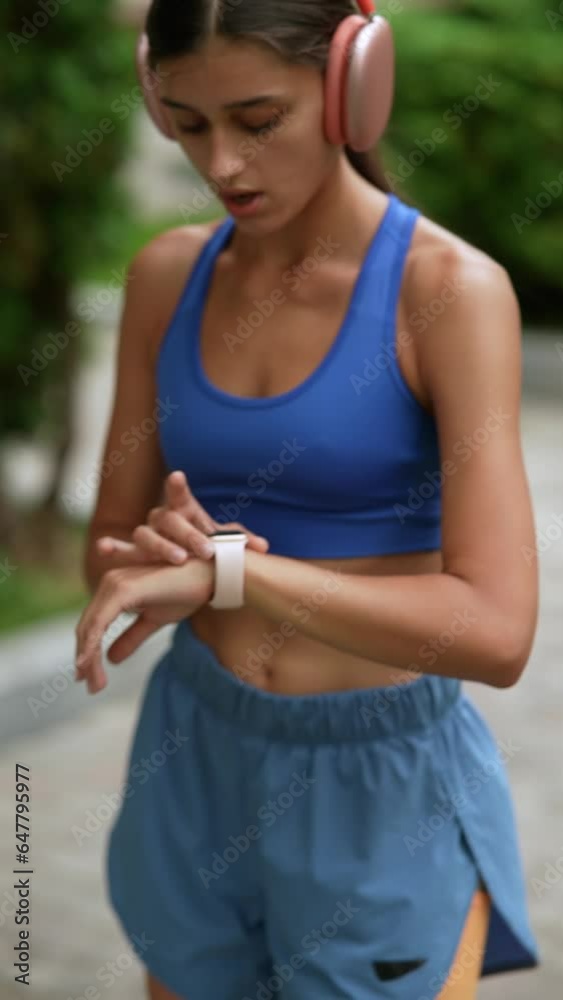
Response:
[0,0,561,996]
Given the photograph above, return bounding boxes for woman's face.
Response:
[157,36,337,223]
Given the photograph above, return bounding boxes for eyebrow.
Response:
[160,94,283,112]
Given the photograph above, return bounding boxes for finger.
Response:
[158,511,217,560]
[245,534,270,552]
[131,522,190,564]
[96,536,122,554]
[165,471,194,511]
[165,472,217,535]
[96,537,157,564]
[76,635,108,695]
[106,615,161,663]
[221,522,270,553]
[147,506,165,529]
[75,574,132,692]
[88,653,108,695]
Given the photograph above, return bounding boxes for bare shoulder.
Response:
[130,220,224,367]
[401,210,519,405]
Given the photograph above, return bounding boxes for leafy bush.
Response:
[0,0,136,440]
[0,0,137,545]
[382,0,563,323]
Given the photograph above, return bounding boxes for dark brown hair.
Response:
[145,0,393,192]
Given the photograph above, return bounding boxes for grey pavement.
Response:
[0,395,562,998]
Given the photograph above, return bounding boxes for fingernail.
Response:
[202,543,216,558]
[171,548,187,562]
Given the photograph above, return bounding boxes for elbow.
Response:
[490,628,532,689]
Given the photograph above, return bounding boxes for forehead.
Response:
[161,37,290,100]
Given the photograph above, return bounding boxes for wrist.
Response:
[241,547,264,607]
[188,556,216,605]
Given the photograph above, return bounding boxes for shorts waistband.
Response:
[169,618,462,744]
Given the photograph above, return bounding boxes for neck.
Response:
[226,155,388,277]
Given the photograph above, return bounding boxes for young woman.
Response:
[75,1,540,997]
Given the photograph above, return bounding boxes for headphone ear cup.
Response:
[346,16,394,151]
[324,15,366,146]
[135,33,176,140]
[324,14,395,152]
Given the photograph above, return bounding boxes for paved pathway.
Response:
[0,396,561,999]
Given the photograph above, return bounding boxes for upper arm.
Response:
[85,230,196,545]
[412,250,538,671]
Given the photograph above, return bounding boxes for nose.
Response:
[207,126,246,185]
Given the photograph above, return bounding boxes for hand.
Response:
[74,557,214,696]
[96,470,270,567]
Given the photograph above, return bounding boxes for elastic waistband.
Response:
[169,618,461,744]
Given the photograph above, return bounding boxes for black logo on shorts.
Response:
[373,957,427,981]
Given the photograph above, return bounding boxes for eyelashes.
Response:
[178,112,284,136]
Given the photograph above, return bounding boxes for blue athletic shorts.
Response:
[105,617,539,999]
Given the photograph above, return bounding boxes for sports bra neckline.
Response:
[190,192,400,409]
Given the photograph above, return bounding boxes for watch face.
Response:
[209,530,247,538]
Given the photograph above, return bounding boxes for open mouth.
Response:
[227,192,261,204]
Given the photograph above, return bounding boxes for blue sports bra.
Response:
[156,192,442,558]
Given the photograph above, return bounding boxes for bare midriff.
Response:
[189,548,443,694]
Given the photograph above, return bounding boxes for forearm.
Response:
[242,549,519,687]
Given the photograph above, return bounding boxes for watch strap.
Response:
[208,532,248,609]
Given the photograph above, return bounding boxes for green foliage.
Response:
[381,0,563,323]
[0,1,138,437]
[0,546,88,635]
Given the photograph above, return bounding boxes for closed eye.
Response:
[179,113,283,136]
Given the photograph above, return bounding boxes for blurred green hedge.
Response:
[382,0,563,323]
[0,0,136,441]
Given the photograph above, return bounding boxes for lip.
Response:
[221,189,260,197]
[219,191,265,217]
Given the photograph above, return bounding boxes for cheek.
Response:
[260,117,327,181]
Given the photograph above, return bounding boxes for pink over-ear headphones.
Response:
[135,0,394,153]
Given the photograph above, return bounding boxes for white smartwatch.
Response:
[207,530,249,609]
